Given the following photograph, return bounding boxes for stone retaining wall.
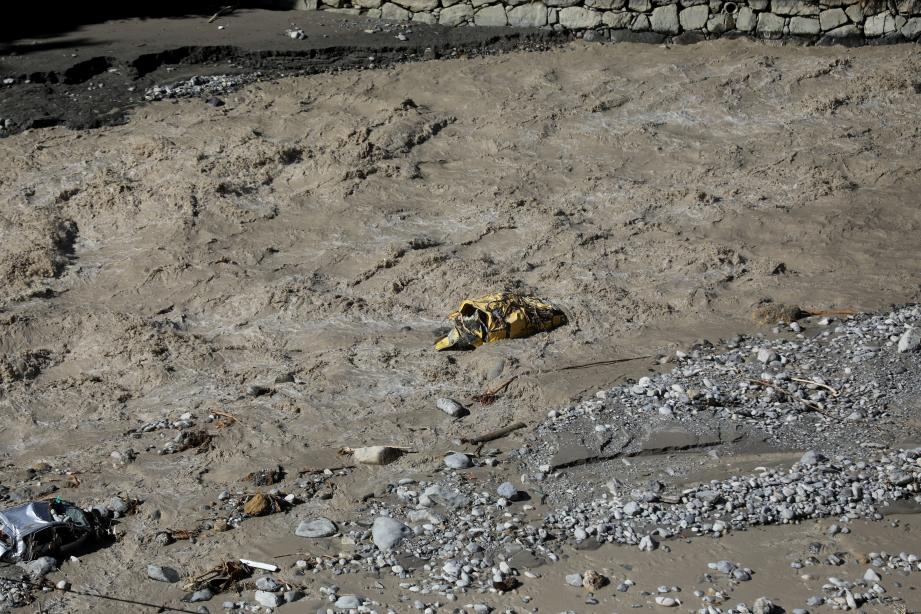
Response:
[293,0,921,44]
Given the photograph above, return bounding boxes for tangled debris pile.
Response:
[144,74,263,102]
[0,577,32,610]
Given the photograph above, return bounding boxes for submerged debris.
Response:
[435,292,567,351]
[0,499,111,563]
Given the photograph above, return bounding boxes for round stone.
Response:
[444,452,472,469]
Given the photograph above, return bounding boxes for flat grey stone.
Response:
[508,3,548,26]
[335,595,363,609]
[148,564,180,583]
[679,5,709,29]
[380,2,411,20]
[254,590,282,608]
[474,4,508,26]
[650,5,679,33]
[790,16,821,34]
[756,11,785,35]
[820,8,848,30]
[295,517,338,538]
[603,10,634,27]
[184,588,214,603]
[771,0,817,15]
[558,6,603,27]
[439,3,473,25]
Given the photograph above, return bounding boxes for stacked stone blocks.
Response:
[301,0,921,43]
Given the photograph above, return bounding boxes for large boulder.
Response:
[736,6,757,30]
[864,11,897,35]
[819,8,847,29]
[771,0,819,15]
[558,6,603,27]
[650,5,680,33]
[790,15,821,33]
[587,0,627,8]
[381,2,411,20]
[707,12,734,33]
[474,4,509,25]
[756,11,785,35]
[902,16,921,37]
[824,23,860,36]
[508,3,549,26]
[679,4,709,29]
[631,13,651,30]
[439,3,474,24]
[603,10,634,27]
[391,0,438,10]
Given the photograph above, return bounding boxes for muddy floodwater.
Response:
[1,37,921,613]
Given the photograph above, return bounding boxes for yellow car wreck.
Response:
[434,292,568,351]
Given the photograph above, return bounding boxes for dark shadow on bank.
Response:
[0,1,302,46]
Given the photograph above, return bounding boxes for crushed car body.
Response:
[0,499,111,563]
[435,292,568,351]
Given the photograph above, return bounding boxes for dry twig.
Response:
[791,377,839,397]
